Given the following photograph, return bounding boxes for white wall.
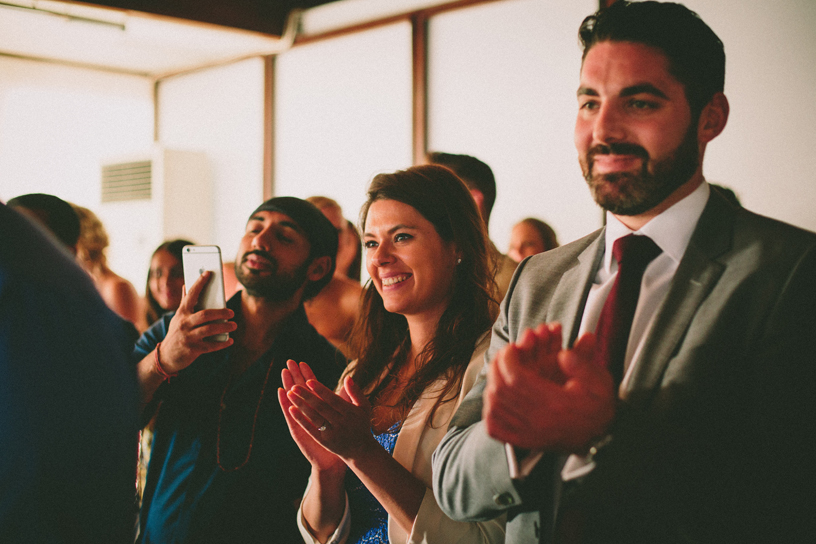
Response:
[157,57,267,264]
[679,0,816,232]
[0,56,154,285]
[274,22,414,230]
[3,0,816,290]
[427,0,598,251]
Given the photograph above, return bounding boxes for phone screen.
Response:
[182,245,228,341]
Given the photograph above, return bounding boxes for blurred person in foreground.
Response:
[1,201,139,543]
[280,165,505,544]
[133,197,345,544]
[7,192,80,254]
[432,2,816,543]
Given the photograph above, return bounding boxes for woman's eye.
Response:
[394,233,412,242]
[364,240,378,249]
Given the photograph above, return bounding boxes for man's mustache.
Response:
[588,142,649,161]
[241,250,276,267]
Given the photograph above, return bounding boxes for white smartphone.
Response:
[182,245,229,342]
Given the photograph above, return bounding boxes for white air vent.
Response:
[98,147,212,294]
[101,160,152,202]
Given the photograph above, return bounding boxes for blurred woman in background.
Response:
[144,239,191,327]
[337,219,362,283]
[72,203,147,332]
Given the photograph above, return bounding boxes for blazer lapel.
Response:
[625,192,734,400]
[391,378,446,470]
[548,229,606,347]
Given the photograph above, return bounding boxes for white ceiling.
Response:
[0,0,295,79]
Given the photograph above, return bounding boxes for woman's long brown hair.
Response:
[346,164,498,424]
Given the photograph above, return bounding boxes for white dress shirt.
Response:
[505,182,711,481]
[561,180,710,479]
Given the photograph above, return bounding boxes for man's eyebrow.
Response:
[577,84,669,100]
[277,220,303,233]
[620,84,668,99]
[246,215,302,233]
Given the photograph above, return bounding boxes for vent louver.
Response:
[101,160,152,202]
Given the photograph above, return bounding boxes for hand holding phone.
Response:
[182,245,229,342]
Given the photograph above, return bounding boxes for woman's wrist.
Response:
[312,462,347,485]
[343,435,384,470]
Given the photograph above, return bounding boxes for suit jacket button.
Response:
[493,492,515,506]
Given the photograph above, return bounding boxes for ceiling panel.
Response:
[0,0,333,77]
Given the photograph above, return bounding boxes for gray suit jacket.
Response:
[433,190,816,543]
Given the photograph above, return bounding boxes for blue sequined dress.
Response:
[345,421,402,544]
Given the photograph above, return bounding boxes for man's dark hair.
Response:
[426,152,497,223]
[7,193,80,249]
[579,1,725,118]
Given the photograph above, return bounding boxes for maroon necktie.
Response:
[594,234,662,386]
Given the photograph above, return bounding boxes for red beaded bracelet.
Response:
[154,342,178,381]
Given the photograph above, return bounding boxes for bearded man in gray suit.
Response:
[432,2,816,543]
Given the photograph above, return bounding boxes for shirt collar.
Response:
[603,181,710,271]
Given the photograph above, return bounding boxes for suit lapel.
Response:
[548,230,606,347]
[625,192,734,400]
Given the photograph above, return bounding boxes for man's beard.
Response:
[235,250,309,302]
[580,125,699,216]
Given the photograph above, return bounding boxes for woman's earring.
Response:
[457,258,462,265]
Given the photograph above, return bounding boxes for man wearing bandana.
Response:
[134,197,345,544]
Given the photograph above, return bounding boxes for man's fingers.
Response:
[181,271,213,312]
[572,332,597,362]
[558,332,599,379]
[516,328,538,352]
[192,308,235,323]
[494,344,532,388]
[188,321,236,343]
[543,322,563,353]
[483,398,529,442]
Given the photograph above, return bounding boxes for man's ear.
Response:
[306,255,332,283]
[698,92,729,144]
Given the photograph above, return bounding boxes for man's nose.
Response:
[251,228,272,251]
[593,103,626,144]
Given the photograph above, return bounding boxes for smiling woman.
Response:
[278,164,505,544]
[145,239,192,327]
